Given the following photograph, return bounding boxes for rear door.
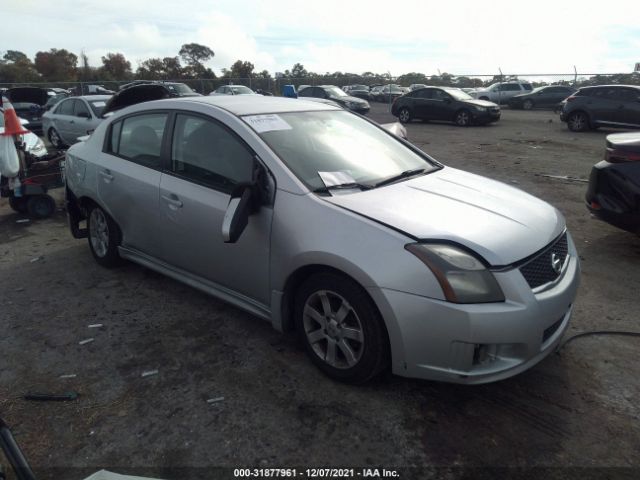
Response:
[52,99,76,143]
[613,88,640,127]
[96,112,168,258]
[425,88,453,120]
[69,99,94,143]
[158,112,273,304]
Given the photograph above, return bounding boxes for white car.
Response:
[0,109,47,158]
[469,81,533,104]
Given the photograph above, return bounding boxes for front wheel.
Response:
[398,107,412,123]
[48,128,65,149]
[567,111,589,132]
[294,273,389,384]
[523,99,534,110]
[87,204,122,268]
[454,109,472,127]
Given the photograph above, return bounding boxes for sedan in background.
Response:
[378,84,404,103]
[2,87,49,134]
[586,132,640,234]
[392,87,500,126]
[209,85,257,96]
[560,85,640,132]
[298,85,370,114]
[65,95,579,385]
[509,85,576,110]
[347,85,371,100]
[42,95,111,148]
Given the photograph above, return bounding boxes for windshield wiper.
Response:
[312,182,372,194]
[374,168,430,188]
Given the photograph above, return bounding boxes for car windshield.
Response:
[230,86,254,95]
[325,87,347,97]
[246,110,437,191]
[166,83,195,95]
[88,99,108,116]
[445,89,473,100]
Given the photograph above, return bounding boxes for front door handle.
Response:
[161,194,183,209]
[100,170,114,182]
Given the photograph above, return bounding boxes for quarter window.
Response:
[170,114,254,192]
[110,113,168,168]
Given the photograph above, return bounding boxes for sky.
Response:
[4,0,640,77]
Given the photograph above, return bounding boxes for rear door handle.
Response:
[100,170,114,182]
[161,194,183,209]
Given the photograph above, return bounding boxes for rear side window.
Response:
[74,100,90,117]
[170,113,254,192]
[109,113,168,169]
[612,88,640,102]
[56,99,75,115]
[522,84,533,91]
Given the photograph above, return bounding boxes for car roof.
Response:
[167,95,340,116]
[75,95,112,101]
[580,84,640,90]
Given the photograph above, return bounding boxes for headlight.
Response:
[28,137,48,156]
[474,105,487,111]
[405,243,505,303]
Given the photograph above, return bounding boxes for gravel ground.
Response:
[1,104,639,479]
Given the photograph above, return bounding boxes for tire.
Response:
[9,196,28,214]
[87,204,122,268]
[523,99,534,110]
[398,107,412,124]
[294,272,389,384]
[454,109,472,127]
[26,195,56,219]
[567,111,590,132]
[48,128,65,149]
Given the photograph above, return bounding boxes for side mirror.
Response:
[222,185,253,243]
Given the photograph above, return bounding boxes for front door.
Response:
[159,112,272,305]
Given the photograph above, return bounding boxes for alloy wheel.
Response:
[89,208,110,258]
[398,108,411,123]
[302,290,365,369]
[456,110,470,126]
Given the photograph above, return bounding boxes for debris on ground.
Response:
[59,374,77,379]
[88,323,104,328]
[79,338,95,345]
[24,391,79,402]
[30,256,42,263]
[536,174,588,183]
[15,219,30,224]
[141,370,159,378]
[207,397,225,404]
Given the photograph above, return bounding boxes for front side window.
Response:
[111,113,168,168]
[56,99,75,115]
[171,114,254,192]
[432,89,451,101]
[247,111,436,191]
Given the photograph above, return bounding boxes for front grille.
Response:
[519,233,569,289]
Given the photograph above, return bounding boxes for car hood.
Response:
[338,95,369,104]
[325,167,565,266]
[4,87,49,106]
[464,99,498,108]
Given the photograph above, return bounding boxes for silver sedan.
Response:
[42,95,111,148]
[64,96,580,384]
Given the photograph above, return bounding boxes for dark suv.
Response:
[560,85,640,132]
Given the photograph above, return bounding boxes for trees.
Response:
[179,43,215,78]
[291,63,308,78]
[0,50,40,82]
[100,52,132,80]
[34,48,78,81]
[135,57,183,80]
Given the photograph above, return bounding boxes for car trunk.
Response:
[102,84,172,116]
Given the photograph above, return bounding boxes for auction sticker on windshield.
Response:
[244,114,292,133]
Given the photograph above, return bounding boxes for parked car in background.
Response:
[297,85,311,93]
[2,87,49,134]
[369,85,385,102]
[392,87,500,126]
[44,93,70,111]
[120,81,200,97]
[77,84,116,96]
[469,81,533,104]
[42,95,111,148]
[509,85,576,110]
[348,85,371,100]
[298,85,370,114]
[65,95,579,384]
[409,84,428,91]
[560,85,640,132]
[378,84,404,103]
[210,85,257,96]
[0,108,48,158]
[586,132,640,233]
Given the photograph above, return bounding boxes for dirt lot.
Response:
[1,104,639,479]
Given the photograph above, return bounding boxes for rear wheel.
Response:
[9,196,28,214]
[87,204,122,268]
[454,109,472,127]
[26,195,55,219]
[398,107,412,124]
[567,111,589,132]
[294,273,389,384]
[523,99,534,110]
